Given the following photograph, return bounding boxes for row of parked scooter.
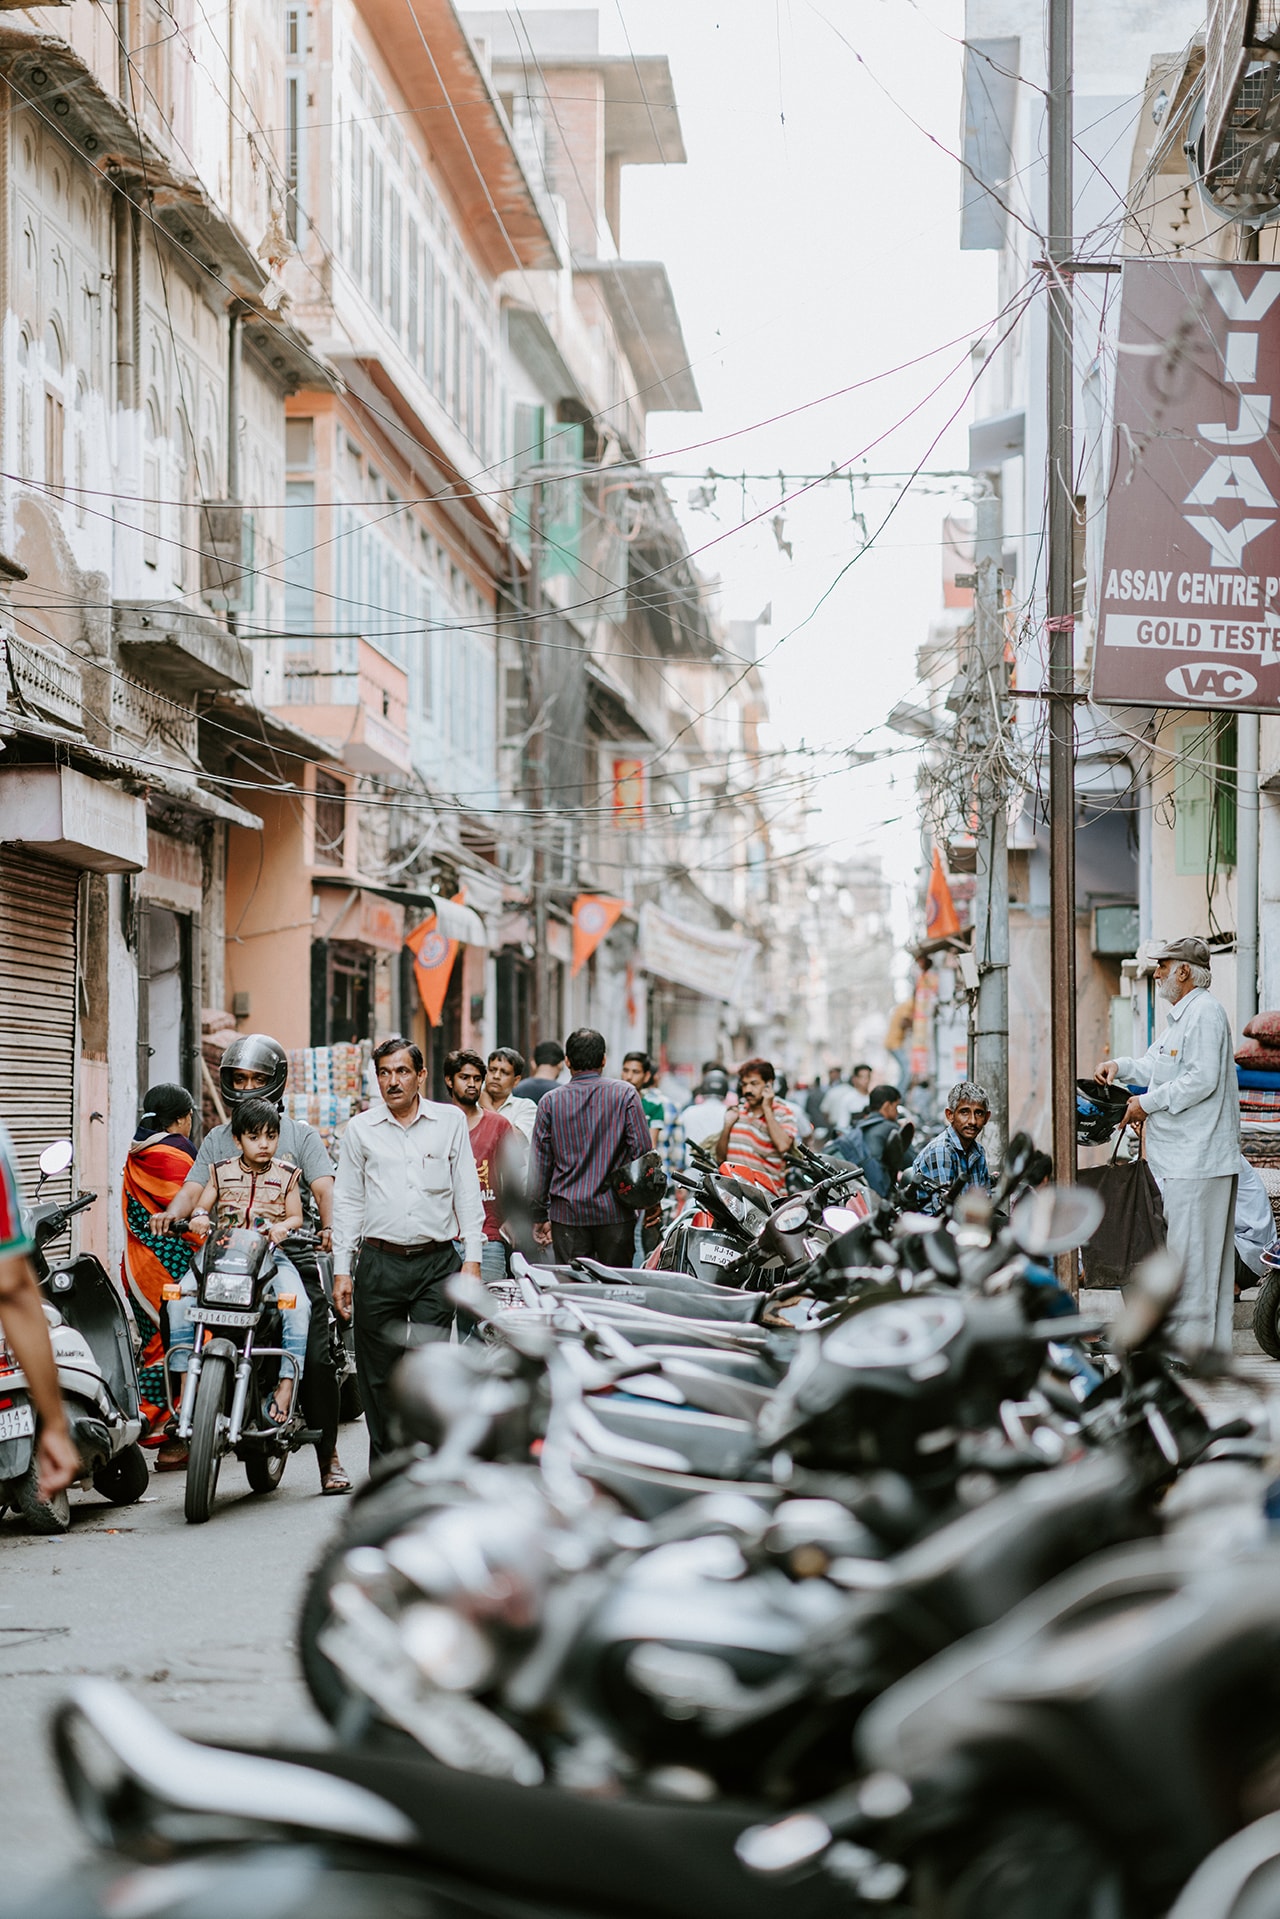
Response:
[17,1135,1280,1919]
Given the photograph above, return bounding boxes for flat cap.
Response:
[1149,936,1211,968]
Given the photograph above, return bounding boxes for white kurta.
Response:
[1112,987,1240,1353]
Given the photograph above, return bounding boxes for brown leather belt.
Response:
[363,1236,447,1258]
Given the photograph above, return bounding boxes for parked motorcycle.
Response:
[170,1217,314,1524]
[0,1139,147,1534]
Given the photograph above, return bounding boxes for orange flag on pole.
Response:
[571,895,625,976]
[924,847,961,939]
[406,911,459,1026]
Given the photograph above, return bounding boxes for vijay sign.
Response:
[1093,262,1280,712]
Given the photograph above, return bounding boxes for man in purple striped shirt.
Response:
[529,1029,653,1266]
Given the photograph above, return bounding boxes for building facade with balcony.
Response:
[0,0,305,1268]
[274,0,557,1081]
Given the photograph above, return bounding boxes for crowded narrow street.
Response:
[11,0,1280,1911]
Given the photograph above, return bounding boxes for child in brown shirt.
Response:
[179,1098,310,1424]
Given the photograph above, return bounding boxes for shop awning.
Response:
[361,882,489,949]
[430,896,488,947]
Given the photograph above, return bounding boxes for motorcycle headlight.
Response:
[204,1268,254,1306]
[401,1604,495,1692]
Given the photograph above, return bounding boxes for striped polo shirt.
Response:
[723,1099,799,1196]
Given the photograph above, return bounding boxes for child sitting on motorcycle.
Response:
[171,1098,311,1427]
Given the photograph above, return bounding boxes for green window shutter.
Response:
[509,401,543,561]
[541,420,583,582]
[1174,724,1212,876]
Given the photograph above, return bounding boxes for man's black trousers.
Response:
[550,1219,636,1268]
[352,1239,461,1460]
[290,1246,340,1469]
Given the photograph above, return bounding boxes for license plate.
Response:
[0,1402,35,1441]
[701,1242,740,1267]
[196,1307,259,1328]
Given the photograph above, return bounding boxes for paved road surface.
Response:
[0,1422,367,1904]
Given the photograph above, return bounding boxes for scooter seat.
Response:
[275,1743,851,1919]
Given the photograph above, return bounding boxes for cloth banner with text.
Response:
[571,895,626,976]
[1093,261,1280,712]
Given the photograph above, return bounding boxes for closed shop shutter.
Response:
[0,849,79,1194]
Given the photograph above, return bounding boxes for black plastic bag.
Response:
[1077,1148,1166,1287]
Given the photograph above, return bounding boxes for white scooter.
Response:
[0,1140,146,1533]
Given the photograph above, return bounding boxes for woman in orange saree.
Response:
[121,1084,197,1440]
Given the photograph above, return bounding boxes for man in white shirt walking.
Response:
[332,1036,484,1460]
[1098,937,1240,1356]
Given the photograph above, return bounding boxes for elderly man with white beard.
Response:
[1097,937,1240,1357]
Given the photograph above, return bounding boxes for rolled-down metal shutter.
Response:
[0,848,79,1195]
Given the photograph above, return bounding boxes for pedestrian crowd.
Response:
[4,927,1254,1512]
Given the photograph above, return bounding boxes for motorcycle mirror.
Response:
[38,1139,75,1179]
[923,1231,961,1281]
[822,1206,862,1235]
[446,1272,553,1360]
[1004,1131,1035,1181]
[446,1272,499,1321]
[1109,1248,1183,1354]
[1010,1184,1104,1257]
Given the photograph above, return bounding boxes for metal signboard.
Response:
[1093,260,1280,712]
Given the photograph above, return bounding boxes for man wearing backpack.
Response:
[831,1084,909,1198]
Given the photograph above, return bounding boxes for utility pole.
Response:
[971,477,1008,1159]
[1047,0,1078,1233]
[1237,224,1261,1036]
[526,477,551,1041]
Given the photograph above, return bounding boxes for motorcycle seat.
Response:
[574,1259,739,1295]
[273,1743,851,1919]
[548,1281,764,1325]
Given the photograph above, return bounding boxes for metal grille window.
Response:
[314,771,347,868]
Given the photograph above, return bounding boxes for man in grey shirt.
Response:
[332,1036,484,1461]
[155,1033,350,1493]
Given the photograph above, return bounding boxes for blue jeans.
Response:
[168,1252,310,1381]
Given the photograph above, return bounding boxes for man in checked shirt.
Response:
[529,1029,652,1267]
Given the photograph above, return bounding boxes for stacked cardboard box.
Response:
[282,1042,372,1158]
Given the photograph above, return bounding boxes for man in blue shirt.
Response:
[908,1080,993,1215]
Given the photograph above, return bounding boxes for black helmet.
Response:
[700,1068,730,1098]
[1076,1077,1129,1146]
[612,1150,668,1212]
[220,1033,288,1109]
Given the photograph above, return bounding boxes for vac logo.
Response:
[1164,662,1258,702]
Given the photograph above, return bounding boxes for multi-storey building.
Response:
[0,0,306,1261]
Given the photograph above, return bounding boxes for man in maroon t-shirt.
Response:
[444,1049,516,1297]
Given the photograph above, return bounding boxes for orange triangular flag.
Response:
[571,895,626,976]
[925,847,961,939]
[406,911,459,1026]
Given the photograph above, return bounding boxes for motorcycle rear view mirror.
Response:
[1109,1249,1183,1355]
[1003,1131,1036,1183]
[1010,1184,1105,1258]
[38,1138,75,1181]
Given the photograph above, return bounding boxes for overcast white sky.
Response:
[516,0,1001,935]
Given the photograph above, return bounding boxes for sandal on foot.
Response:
[156,1438,188,1471]
[264,1389,293,1428]
[320,1463,352,1495]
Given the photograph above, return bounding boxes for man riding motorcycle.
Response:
[154,1035,351,1494]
